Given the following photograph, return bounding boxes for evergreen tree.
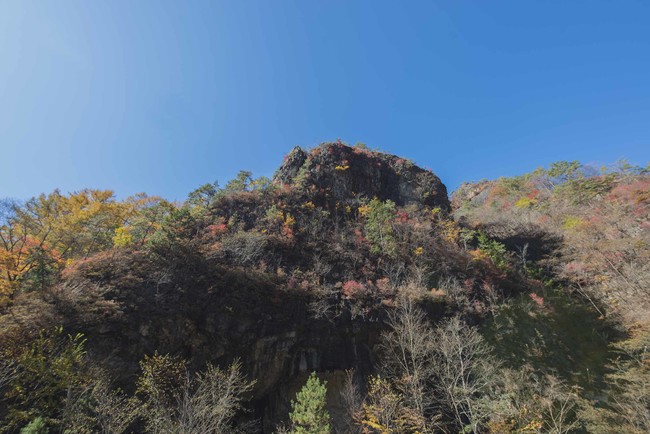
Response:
[20,417,48,434]
[289,372,331,434]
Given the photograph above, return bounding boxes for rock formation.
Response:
[274,142,450,210]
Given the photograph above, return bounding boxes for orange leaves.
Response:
[469,248,490,263]
[206,223,228,238]
[0,226,62,300]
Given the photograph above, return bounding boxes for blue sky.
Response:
[1,1,649,201]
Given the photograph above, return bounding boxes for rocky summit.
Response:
[274,142,450,209]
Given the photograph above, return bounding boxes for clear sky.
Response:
[1,1,649,201]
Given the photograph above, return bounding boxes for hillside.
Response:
[0,143,648,433]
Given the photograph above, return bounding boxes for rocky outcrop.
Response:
[45,144,452,432]
[59,252,380,432]
[451,180,492,210]
[274,142,450,210]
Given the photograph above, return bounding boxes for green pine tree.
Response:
[289,372,331,434]
[20,417,48,434]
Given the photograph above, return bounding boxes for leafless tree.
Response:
[141,360,255,434]
[308,285,340,321]
[381,302,501,433]
[380,297,436,422]
[516,242,529,270]
[219,231,268,266]
[540,375,582,434]
[338,369,363,434]
[430,316,499,433]
[91,379,141,434]
[438,275,466,307]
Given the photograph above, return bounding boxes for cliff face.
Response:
[71,145,452,431]
[62,254,380,431]
[3,143,454,432]
[274,143,450,210]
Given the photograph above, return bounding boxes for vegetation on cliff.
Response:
[0,143,648,433]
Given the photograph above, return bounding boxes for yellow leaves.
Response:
[358,205,370,217]
[0,229,34,298]
[593,274,610,283]
[303,201,316,211]
[335,165,350,171]
[283,213,296,227]
[359,377,399,434]
[487,405,543,433]
[414,246,424,256]
[281,213,296,238]
[562,216,584,231]
[0,188,136,297]
[358,376,426,434]
[0,227,66,299]
[515,197,537,209]
[439,220,460,244]
[361,413,392,433]
[429,207,460,244]
[0,279,14,302]
[20,189,128,259]
[519,418,543,432]
[113,226,134,248]
[266,208,284,223]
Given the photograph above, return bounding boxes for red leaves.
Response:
[529,292,545,307]
[608,179,650,207]
[207,223,228,237]
[342,280,365,298]
[395,211,408,223]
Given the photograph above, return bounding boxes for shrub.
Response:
[220,231,268,266]
[562,216,583,231]
[477,232,509,270]
[20,417,48,434]
[138,354,255,433]
[363,199,397,257]
[342,280,365,298]
[3,327,90,432]
[515,196,537,209]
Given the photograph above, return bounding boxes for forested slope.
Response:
[0,143,648,433]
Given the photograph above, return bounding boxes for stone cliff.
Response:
[274,142,450,210]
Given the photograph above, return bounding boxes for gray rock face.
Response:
[450,180,492,210]
[274,143,450,210]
